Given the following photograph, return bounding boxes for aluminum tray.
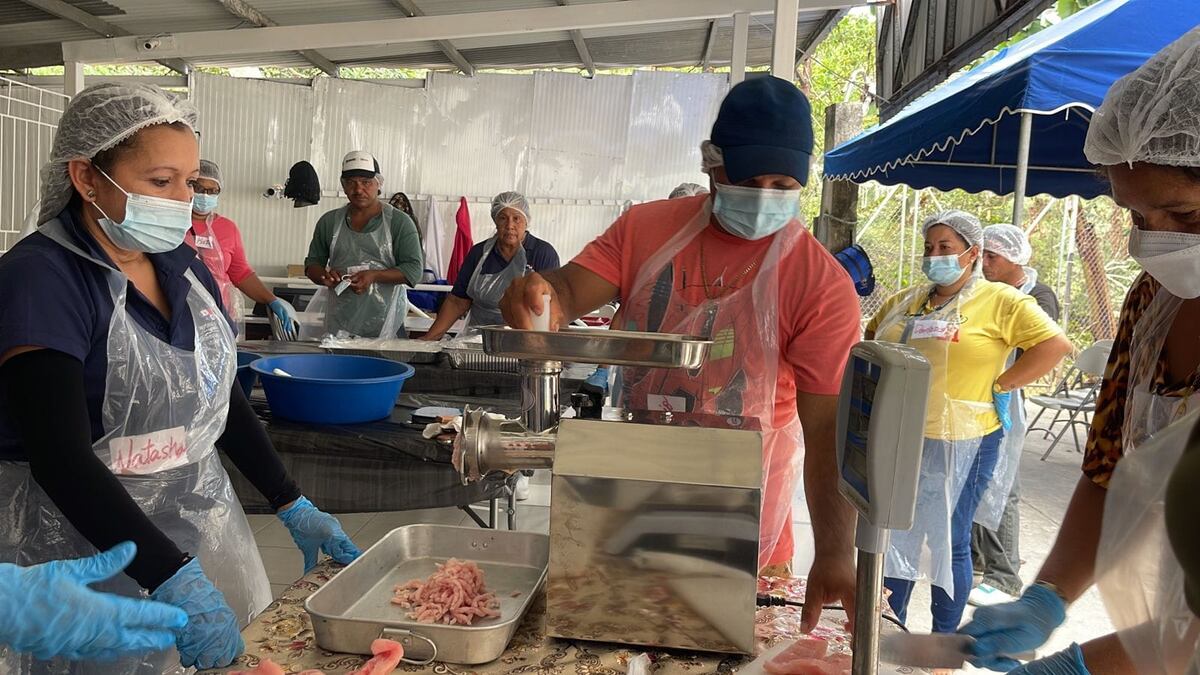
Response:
[305,524,549,665]
[479,326,711,369]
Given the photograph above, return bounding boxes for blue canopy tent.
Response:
[823,0,1200,225]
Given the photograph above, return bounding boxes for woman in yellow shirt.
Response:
[865,209,1071,633]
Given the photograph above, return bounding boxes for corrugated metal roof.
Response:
[1,0,846,73]
[0,0,122,23]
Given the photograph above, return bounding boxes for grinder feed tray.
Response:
[305,524,548,665]
[479,325,711,369]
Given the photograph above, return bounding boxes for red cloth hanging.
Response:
[447,197,474,285]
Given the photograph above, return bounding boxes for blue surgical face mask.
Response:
[91,167,193,253]
[192,193,219,215]
[712,183,801,240]
[921,252,969,285]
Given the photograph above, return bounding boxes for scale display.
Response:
[835,341,931,530]
[842,356,880,503]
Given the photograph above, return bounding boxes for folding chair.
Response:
[1027,339,1114,460]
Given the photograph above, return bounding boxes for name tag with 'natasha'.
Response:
[109,427,189,476]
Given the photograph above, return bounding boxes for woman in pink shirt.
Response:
[190,160,299,339]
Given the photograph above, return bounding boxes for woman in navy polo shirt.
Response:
[419,191,560,339]
[0,84,358,674]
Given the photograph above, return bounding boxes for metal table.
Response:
[224,391,526,529]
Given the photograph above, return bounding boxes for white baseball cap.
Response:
[341,150,381,179]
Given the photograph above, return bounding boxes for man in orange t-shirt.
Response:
[501,77,861,633]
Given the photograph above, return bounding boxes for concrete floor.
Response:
[250,406,1113,669]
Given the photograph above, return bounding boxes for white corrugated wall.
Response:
[189,70,727,276]
[191,75,318,271]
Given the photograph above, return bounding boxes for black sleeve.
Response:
[216,383,301,511]
[1031,283,1061,322]
[0,349,187,590]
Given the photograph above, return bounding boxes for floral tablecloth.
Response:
[204,563,902,674]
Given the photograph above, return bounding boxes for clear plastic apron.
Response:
[613,201,804,568]
[872,280,993,595]
[1096,287,1200,675]
[189,214,244,339]
[974,268,1039,530]
[465,236,527,328]
[307,204,407,339]
[0,217,271,675]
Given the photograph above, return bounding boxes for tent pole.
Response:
[1012,111,1033,227]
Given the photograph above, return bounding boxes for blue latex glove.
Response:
[268,298,300,341]
[961,583,1067,671]
[1008,644,1089,675]
[994,390,1013,432]
[0,542,187,661]
[584,366,610,393]
[277,496,361,573]
[150,557,243,669]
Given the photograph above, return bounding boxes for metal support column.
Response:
[1012,111,1033,228]
[852,515,888,675]
[64,61,85,96]
[771,0,799,80]
[730,11,750,85]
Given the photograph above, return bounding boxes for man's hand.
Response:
[348,269,378,294]
[803,552,857,633]
[501,273,565,330]
[305,264,341,288]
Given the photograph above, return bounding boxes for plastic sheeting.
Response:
[1097,409,1200,675]
[189,70,726,275]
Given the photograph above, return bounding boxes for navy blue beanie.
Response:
[711,76,814,186]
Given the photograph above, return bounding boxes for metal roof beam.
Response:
[796,9,845,58]
[0,43,63,70]
[17,0,188,74]
[388,0,476,76]
[700,19,719,69]
[6,74,429,88]
[62,0,857,64]
[556,0,595,77]
[212,0,339,76]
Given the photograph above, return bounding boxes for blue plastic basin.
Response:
[236,351,262,398]
[250,354,415,425]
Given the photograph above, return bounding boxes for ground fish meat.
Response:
[392,558,500,625]
[764,637,852,675]
[347,638,406,675]
[228,639,403,675]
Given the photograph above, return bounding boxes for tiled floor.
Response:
[251,471,552,598]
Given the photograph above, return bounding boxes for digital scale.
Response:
[836,341,931,675]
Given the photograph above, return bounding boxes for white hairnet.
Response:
[669,182,708,199]
[983,223,1033,265]
[700,140,724,173]
[1084,25,1200,168]
[38,83,198,224]
[491,191,530,223]
[922,209,984,250]
[198,159,222,187]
